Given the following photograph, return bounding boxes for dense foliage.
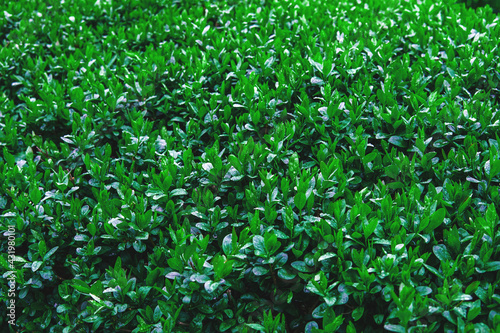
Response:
[1,0,500,332]
[458,0,500,12]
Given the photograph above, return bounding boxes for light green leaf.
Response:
[170,189,187,196]
[253,235,267,256]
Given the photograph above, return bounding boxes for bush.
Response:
[1,0,500,332]
[457,0,500,12]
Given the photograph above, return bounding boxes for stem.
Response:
[269,263,277,290]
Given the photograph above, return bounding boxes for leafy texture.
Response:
[1,0,500,332]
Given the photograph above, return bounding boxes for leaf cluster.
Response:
[1,0,500,332]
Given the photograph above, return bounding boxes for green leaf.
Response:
[284,206,294,234]
[311,76,325,85]
[415,286,432,296]
[467,300,481,321]
[452,294,473,302]
[484,261,500,272]
[377,89,386,104]
[277,267,296,280]
[252,266,269,276]
[433,139,449,148]
[363,218,378,239]
[145,188,166,200]
[219,319,236,332]
[38,240,47,257]
[253,235,267,257]
[170,188,187,196]
[433,245,451,262]
[205,281,221,293]
[43,246,59,261]
[323,307,339,329]
[56,304,73,313]
[71,280,91,294]
[488,159,500,178]
[423,263,444,279]
[387,181,404,189]
[388,136,405,147]
[289,152,299,178]
[246,324,265,330]
[384,324,406,333]
[32,261,43,272]
[294,192,307,211]
[385,165,400,179]
[222,234,233,256]
[486,204,498,225]
[87,223,96,237]
[29,186,42,205]
[424,208,446,233]
[306,279,323,295]
[309,58,323,72]
[228,154,242,173]
[352,307,364,321]
[363,151,378,164]
[465,281,480,295]
[291,261,312,273]
[373,314,384,325]
[265,233,280,256]
[3,147,15,166]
